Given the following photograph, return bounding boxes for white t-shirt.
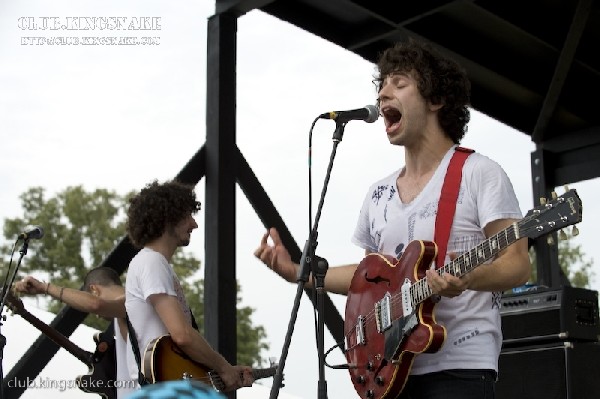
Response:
[124,247,193,390]
[351,145,523,374]
[114,319,135,399]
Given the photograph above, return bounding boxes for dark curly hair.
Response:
[126,180,201,249]
[375,38,471,143]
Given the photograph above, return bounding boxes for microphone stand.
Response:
[269,121,347,399]
[0,238,30,399]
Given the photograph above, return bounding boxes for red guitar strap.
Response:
[434,146,474,268]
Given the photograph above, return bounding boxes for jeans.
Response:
[397,369,496,399]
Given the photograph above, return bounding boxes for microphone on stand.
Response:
[17,226,44,240]
[319,105,379,123]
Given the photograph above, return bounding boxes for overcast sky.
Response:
[1,2,598,398]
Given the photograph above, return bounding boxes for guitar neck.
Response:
[252,367,277,380]
[442,223,519,279]
[16,306,92,366]
[412,223,519,303]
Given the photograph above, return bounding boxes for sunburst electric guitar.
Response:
[344,189,582,399]
[5,292,116,399]
[142,335,279,391]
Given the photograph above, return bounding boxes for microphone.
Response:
[18,225,44,240]
[319,104,379,124]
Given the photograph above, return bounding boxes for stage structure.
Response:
[4,1,600,398]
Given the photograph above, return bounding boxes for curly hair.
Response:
[374,38,471,143]
[126,180,201,249]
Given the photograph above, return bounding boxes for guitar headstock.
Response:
[521,188,582,240]
[4,290,25,315]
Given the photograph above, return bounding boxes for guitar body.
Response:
[143,335,278,391]
[345,240,446,399]
[76,333,117,399]
[143,335,210,384]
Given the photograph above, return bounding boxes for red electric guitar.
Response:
[344,189,582,399]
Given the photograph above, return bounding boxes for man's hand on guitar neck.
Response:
[215,364,255,392]
[14,275,47,295]
[426,267,470,298]
[425,252,471,298]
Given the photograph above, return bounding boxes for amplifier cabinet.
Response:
[500,286,600,347]
[496,341,600,399]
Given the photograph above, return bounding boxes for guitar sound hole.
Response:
[365,274,390,285]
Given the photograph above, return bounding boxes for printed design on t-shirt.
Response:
[172,276,192,324]
[456,186,465,204]
[394,242,405,258]
[388,185,396,201]
[371,185,388,206]
[370,218,382,251]
[452,328,480,346]
[448,235,483,255]
[491,291,502,309]
[383,186,397,222]
[418,201,437,220]
[407,212,416,242]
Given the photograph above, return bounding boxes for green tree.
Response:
[529,231,595,288]
[1,186,268,366]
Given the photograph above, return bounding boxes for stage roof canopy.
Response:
[218,0,600,184]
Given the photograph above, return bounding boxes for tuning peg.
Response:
[547,235,555,245]
[551,191,558,199]
[539,197,547,205]
[572,225,579,237]
[559,230,568,240]
[564,185,570,192]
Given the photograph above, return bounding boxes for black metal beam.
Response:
[236,147,346,347]
[204,14,239,397]
[538,125,600,185]
[216,0,277,17]
[531,0,593,143]
[530,148,566,288]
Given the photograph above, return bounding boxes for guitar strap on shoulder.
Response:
[125,314,151,386]
[434,146,474,268]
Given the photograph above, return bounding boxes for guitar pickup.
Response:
[345,315,366,350]
[375,292,392,333]
[356,315,366,345]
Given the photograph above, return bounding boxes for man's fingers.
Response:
[260,230,269,245]
[269,227,282,245]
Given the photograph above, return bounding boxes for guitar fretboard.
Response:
[409,223,519,306]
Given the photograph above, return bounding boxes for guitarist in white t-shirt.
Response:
[254,38,532,399]
[15,267,134,399]
[124,180,255,394]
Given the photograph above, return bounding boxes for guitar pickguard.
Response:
[383,313,418,361]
